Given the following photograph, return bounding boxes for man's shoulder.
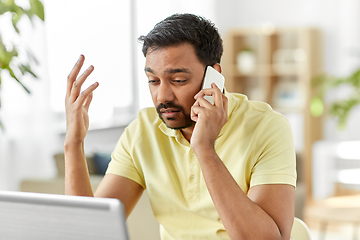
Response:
[122,107,160,141]
[227,92,273,116]
[227,92,286,126]
[137,107,159,121]
[127,107,160,129]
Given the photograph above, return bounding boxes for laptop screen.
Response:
[0,191,129,240]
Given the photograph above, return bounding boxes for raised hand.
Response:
[65,55,99,145]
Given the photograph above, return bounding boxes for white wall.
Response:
[0,0,218,191]
[216,0,359,75]
[215,0,360,141]
[0,12,57,190]
[1,0,359,191]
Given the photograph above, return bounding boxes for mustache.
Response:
[156,102,185,114]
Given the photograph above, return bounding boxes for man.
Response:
[65,13,296,239]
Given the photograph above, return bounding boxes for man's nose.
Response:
[157,82,175,103]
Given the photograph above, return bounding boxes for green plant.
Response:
[311,67,360,130]
[0,0,44,130]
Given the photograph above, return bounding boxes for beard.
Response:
[156,102,195,130]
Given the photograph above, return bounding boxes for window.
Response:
[45,0,135,127]
[44,0,217,128]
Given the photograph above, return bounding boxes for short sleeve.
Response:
[106,121,146,189]
[250,113,297,188]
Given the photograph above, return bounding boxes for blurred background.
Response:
[1,0,360,239]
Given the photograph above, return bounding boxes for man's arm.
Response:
[195,148,294,240]
[95,174,144,218]
[64,142,94,196]
[191,81,295,239]
[64,55,144,217]
[64,54,98,196]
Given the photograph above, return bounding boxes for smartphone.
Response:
[201,66,225,105]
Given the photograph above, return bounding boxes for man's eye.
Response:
[148,80,159,84]
[173,79,187,84]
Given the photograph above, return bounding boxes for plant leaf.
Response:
[0,120,4,132]
[329,97,360,130]
[347,69,360,87]
[6,66,31,94]
[29,0,45,21]
[0,5,12,15]
[0,71,1,108]
[8,3,26,32]
[23,9,34,21]
[19,64,37,78]
[25,47,39,65]
[12,17,21,33]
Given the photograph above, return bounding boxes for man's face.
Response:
[145,43,206,130]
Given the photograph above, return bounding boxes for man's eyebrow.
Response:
[144,67,153,73]
[165,68,191,74]
[144,67,191,74]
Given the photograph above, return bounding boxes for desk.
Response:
[305,194,360,240]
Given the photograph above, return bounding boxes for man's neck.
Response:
[181,125,194,142]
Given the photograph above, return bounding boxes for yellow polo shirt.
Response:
[106,92,297,240]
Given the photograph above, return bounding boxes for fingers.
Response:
[191,99,201,122]
[211,83,224,107]
[69,65,94,102]
[83,92,94,112]
[195,83,224,108]
[192,83,228,121]
[76,82,99,109]
[67,55,85,98]
[66,55,96,106]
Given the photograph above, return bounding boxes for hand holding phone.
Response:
[201,66,225,105]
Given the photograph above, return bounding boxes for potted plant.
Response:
[0,0,44,130]
[311,67,360,130]
[236,46,256,74]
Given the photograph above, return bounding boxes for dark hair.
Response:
[138,13,223,66]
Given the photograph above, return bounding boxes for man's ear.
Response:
[212,63,222,73]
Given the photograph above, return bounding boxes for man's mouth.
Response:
[160,108,180,118]
[156,103,195,129]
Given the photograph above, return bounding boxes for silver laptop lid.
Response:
[0,191,129,240]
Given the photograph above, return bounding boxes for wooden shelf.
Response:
[222,27,324,203]
[273,105,304,114]
[229,64,307,78]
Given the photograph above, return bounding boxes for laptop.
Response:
[0,190,129,240]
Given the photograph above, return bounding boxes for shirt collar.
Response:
[158,89,242,140]
[159,121,177,137]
